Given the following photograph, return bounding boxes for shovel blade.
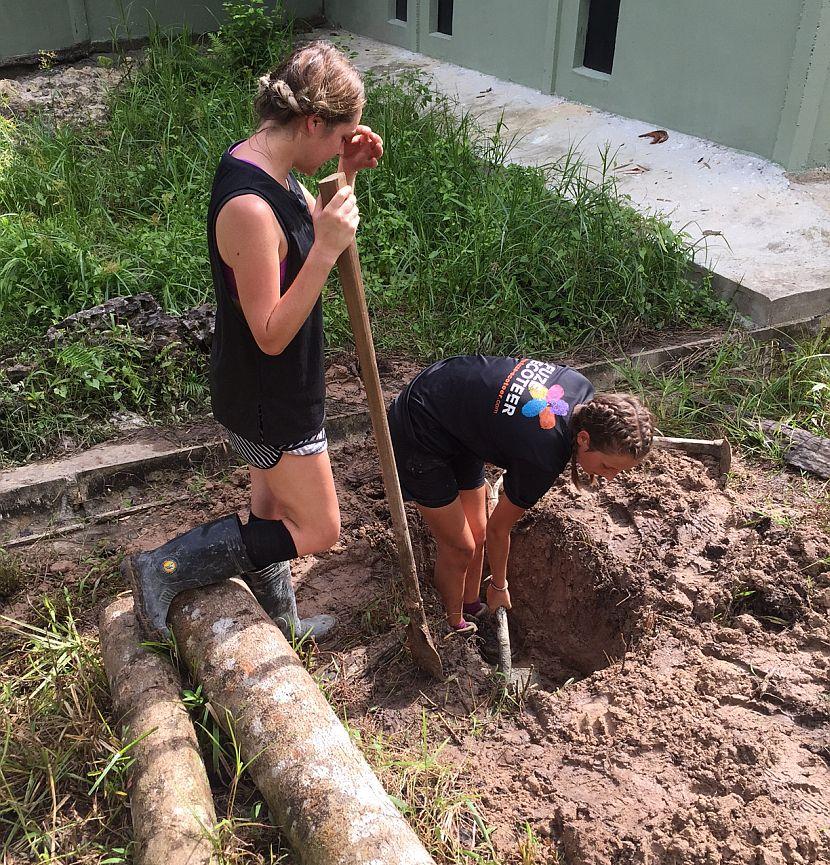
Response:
[406,621,444,680]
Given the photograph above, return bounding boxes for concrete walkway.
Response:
[338,31,830,327]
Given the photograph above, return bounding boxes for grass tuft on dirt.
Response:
[616,330,830,455]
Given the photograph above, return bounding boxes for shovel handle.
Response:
[318,172,442,678]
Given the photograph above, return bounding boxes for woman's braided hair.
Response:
[569,393,654,489]
[255,41,365,127]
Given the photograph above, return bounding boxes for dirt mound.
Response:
[453,450,830,864]
[318,444,830,863]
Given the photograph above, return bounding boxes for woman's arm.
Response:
[216,187,357,355]
[485,495,525,610]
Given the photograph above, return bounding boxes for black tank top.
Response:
[207,144,325,445]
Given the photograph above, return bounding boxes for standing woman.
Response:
[122,42,383,640]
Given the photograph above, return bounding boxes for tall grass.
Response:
[0,6,722,354]
[348,72,724,357]
[615,332,830,454]
[0,326,209,466]
[0,589,132,862]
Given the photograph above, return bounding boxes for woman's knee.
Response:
[294,510,341,555]
[438,533,476,567]
[468,523,486,551]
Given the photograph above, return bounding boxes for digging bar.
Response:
[485,477,513,679]
[319,172,443,680]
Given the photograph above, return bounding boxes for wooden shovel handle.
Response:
[318,173,441,676]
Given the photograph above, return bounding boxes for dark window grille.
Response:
[395,0,407,22]
[436,0,454,35]
[583,0,621,74]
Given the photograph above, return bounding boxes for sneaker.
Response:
[444,618,478,640]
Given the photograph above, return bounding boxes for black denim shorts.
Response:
[387,408,485,509]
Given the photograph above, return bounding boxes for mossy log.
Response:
[169,580,436,865]
[99,595,217,865]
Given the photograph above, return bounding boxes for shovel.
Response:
[319,172,443,680]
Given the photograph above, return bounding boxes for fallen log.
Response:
[169,580,436,865]
[98,595,217,865]
[760,420,830,480]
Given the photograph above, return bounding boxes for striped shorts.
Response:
[225,427,328,469]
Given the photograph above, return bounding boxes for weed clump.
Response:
[616,331,830,454]
[0,326,209,466]
[0,550,24,598]
[347,72,726,357]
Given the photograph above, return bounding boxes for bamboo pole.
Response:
[169,581,437,865]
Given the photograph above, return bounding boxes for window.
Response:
[436,0,453,36]
[582,0,621,74]
[394,0,407,22]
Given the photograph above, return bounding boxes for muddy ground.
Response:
[3,410,829,864]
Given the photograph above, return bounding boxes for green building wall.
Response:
[0,0,89,63]
[0,1,319,64]
[324,1,416,50]
[418,0,554,94]
[3,0,829,170]
[553,0,803,163]
[321,0,830,172]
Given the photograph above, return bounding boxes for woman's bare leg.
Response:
[459,485,487,605]
[415,498,475,627]
[248,450,340,555]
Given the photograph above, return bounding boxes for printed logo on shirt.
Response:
[521,382,570,429]
[493,359,565,420]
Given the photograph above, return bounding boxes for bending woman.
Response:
[387,355,653,632]
[123,41,383,640]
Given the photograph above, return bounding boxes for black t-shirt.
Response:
[393,355,595,509]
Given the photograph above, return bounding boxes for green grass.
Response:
[0,17,723,354]
[0,1,729,467]
[347,71,725,357]
[0,325,209,465]
[615,331,830,454]
[0,587,133,863]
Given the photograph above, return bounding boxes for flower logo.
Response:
[521,383,570,429]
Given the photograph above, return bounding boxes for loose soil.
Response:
[3,415,829,864]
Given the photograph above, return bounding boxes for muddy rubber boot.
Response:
[244,560,336,642]
[120,515,254,640]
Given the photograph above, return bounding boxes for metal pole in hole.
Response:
[485,475,512,681]
[318,172,443,680]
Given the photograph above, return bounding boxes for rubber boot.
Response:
[121,514,254,640]
[244,560,336,642]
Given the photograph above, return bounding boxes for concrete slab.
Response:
[337,31,830,327]
[0,410,371,520]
